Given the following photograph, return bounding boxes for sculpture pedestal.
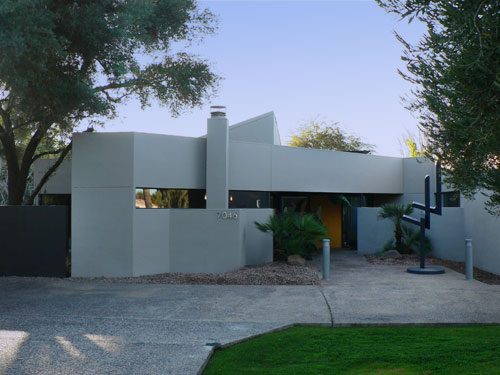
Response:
[407,266,445,275]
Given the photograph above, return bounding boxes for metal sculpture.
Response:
[401,161,445,275]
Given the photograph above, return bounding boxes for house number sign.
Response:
[217,211,239,220]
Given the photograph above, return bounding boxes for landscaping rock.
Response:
[288,254,307,266]
[381,250,402,259]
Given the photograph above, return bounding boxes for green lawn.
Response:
[203,326,500,375]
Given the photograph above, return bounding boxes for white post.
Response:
[465,239,473,280]
[322,239,330,280]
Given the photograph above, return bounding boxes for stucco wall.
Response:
[357,208,394,254]
[357,207,465,260]
[168,209,244,273]
[228,140,405,194]
[33,159,72,195]
[133,133,206,189]
[241,209,274,265]
[71,133,135,277]
[133,209,170,276]
[428,208,465,262]
[72,187,134,277]
[462,193,500,275]
[227,112,279,145]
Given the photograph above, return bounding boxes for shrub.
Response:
[401,226,432,255]
[377,203,413,254]
[255,213,327,260]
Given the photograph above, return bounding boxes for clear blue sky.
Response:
[102,0,426,157]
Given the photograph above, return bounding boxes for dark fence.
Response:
[0,206,69,277]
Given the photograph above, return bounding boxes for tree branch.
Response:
[93,79,147,92]
[26,127,94,205]
[26,141,72,205]
[32,148,66,163]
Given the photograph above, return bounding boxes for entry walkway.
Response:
[320,250,500,324]
[1,251,499,375]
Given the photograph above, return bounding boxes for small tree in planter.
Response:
[255,213,327,260]
[377,203,413,254]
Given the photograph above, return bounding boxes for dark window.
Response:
[39,194,71,206]
[135,188,206,208]
[442,191,460,207]
[229,191,270,209]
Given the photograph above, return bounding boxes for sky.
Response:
[100,0,427,157]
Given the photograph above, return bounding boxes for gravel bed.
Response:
[365,254,500,285]
[70,262,320,286]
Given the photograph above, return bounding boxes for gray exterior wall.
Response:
[357,207,466,262]
[206,116,229,209]
[133,209,170,276]
[33,159,72,195]
[70,130,273,277]
[242,209,274,265]
[132,208,273,275]
[228,141,404,193]
[226,111,280,145]
[357,208,394,254]
[428,208,466,262]
[271,146,403,193]
[462,193,500,275]
[168,209,244,273]
[71,133,135,277]
[133,133,206,189]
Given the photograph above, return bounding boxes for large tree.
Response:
[377,0,500,215]
[0,0,219,205]
[288,119,374,153]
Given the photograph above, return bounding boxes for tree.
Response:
[376,0,500,215]
[0,0,219,205]
[288,119,375,153]
[399,132,426,157]
[378,203,414,254]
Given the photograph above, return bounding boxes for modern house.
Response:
[34,109,500,277]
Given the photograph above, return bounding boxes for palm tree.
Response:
[377,203,413,253]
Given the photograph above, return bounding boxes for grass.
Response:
[203,326,500,374]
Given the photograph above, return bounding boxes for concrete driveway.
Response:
[1,251,499,375]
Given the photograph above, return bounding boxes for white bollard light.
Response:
[322,239,330,281]
[465,239,473,280]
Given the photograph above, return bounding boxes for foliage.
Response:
[380,238,396,254]
[204,326,500,374]
[380,225,431,255]
[377,203,414,254]
[0,0,219,205]
[288,119,374,153]
[255,213,327,259]
[401,225,432,255]
[376,0,500,215]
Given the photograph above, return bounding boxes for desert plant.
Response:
[255,213,327,259]
[377,203,413,254]
[401,226,432,255]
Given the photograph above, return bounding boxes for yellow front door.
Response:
[310,195,342,248]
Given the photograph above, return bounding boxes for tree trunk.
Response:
[0,132,26,205]
[144,188,153,208]
[395,226,402,253]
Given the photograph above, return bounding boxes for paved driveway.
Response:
[1,251,499,374]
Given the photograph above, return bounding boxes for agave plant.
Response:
[377,203,413,254]
[255,213,327,259]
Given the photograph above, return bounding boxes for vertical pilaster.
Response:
[206,107,229,209]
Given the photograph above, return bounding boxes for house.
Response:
[34,109,500,277]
